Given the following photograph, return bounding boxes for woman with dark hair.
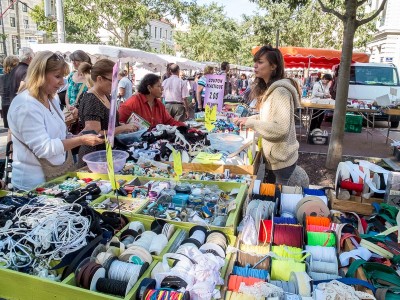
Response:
[118,73,186,129]
[234,45,301,185]
[77,59,137,167]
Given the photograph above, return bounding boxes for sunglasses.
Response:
[101,76,112,82]
[50,53,64,61]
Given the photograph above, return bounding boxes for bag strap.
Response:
[74,83,86,107]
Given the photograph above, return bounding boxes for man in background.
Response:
[118,70,133,100]
[219,61,232,96]
[9,47,34,101]
[162,64,189,121]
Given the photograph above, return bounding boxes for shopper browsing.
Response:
[77,59,137,167]
[7,51,104,191]
[234,45,301,185]
[118,73,186,129]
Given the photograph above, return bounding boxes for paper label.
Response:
[172,149,183,179]
[205,104,217,132]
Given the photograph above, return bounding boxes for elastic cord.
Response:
[273,224,303,248]
[259,183,276,197]
[228,275,264,292]
[307,232,336,247]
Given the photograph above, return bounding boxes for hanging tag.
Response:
[247,149,254,165]
[205,105,217,132]
[172,149,183,180]
[105,135,118,190]
[258,136,262,150]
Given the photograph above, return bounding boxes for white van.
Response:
[348,62,400,127]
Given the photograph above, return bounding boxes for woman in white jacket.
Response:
[7,51,104,191]
[310,73,333,130]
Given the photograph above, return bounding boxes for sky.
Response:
[196,0,259,21]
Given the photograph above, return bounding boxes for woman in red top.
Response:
[118,74,186,129]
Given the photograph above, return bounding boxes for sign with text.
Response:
[204,74,226,111]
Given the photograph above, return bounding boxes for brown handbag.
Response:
[13,100,76,181]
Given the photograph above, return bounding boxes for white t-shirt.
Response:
[7,90,67,190]
[118,77,133,99]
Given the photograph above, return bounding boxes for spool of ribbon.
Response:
[258,219,272,244]
[307,232,336,247]
[259,183,276,197]
[228,275,264,292]
[280,194,304,216]
[273,217,298,224]
[273,224,303,248]
[306,216,331,232]
[270,259,305,281]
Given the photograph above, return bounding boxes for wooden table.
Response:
[382,109,400,143]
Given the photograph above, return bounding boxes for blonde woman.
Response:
[196,65,214,111]
[0,55,19,128]
[7,51,104,190]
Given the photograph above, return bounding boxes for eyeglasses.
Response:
[101,76,112,82]
[50,53,64,61]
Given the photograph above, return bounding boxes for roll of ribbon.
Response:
[273,224,303,248]
[280,194,304,216]
[295,196,330,224]
[307,232,336,247]
[258,219,272,244]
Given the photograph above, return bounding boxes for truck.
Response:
[347,62,400,128]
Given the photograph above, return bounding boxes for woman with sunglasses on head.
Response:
[7,51,104,191]
[77,59,137,167]
[234,45,301,185]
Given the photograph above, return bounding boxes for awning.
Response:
[251,46,369,69]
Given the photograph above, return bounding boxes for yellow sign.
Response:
[205,105,217,132]
[105,134,118,190]
[172,149,183,179]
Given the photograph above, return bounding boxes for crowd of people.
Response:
[0,45,311,190]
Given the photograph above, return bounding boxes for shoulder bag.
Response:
[13,100,76,181]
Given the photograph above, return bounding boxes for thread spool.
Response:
[150,219,166,234]
[182,225,207,248]
[160,275,189,290]
[162,223,175,239]
[232,265,269,280]
[228,275,264,292]
[307,232,336,247]
[96,278,128,297]
[271,245,304,261]
[270,260,305,281]
[273,224,303,248]
[340,180,364,193]
[273,217,298,224]
[130,231,157,251]
[259,183,276,197]
[206,230,228,251]
[239,244,270,255]
[144,289,190,300]
[280,194,304,216]
[258,219,272,243]
[306,216,331,232]
[305,246,337,263]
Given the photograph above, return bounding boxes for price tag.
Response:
[105,136,118,190]
[172,149,183,179]
[205,105,217,132]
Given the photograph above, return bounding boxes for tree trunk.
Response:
[123,30,129,47]
[325,0,358,169]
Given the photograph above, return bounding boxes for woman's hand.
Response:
[79,134,104,146]
[117,123,138,134]
[233,117,248,127]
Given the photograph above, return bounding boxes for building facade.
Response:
[147,19,174,52]
[367,0,400,67]
[0,0,43,58]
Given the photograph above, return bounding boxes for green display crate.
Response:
[130,177,248,235]
[345,113,363,133]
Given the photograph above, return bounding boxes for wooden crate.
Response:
[328,190,384,215]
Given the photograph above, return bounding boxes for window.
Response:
[148,25,151,37]
[0,18,2,26]
[10,16,16,27]
[9,0,14,9]
[22,3,28,12]
[12,35,18,54]
[165,29,167,39]
[23,19,29,29]
[159,28,162,39]
[154,26,157,38]
[170,31,173,40]
[350,66,400,86]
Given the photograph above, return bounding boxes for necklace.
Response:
[90,89,110,109]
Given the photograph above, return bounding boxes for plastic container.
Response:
[208,133,244,153]
[82,150,129,173]
[345,113,363,133]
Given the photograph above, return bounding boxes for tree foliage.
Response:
[174,3,240,62]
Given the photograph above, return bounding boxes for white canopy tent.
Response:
[30,43,169,68]
[155,54,205,72]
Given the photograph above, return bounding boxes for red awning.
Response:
[251,46,370,69]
